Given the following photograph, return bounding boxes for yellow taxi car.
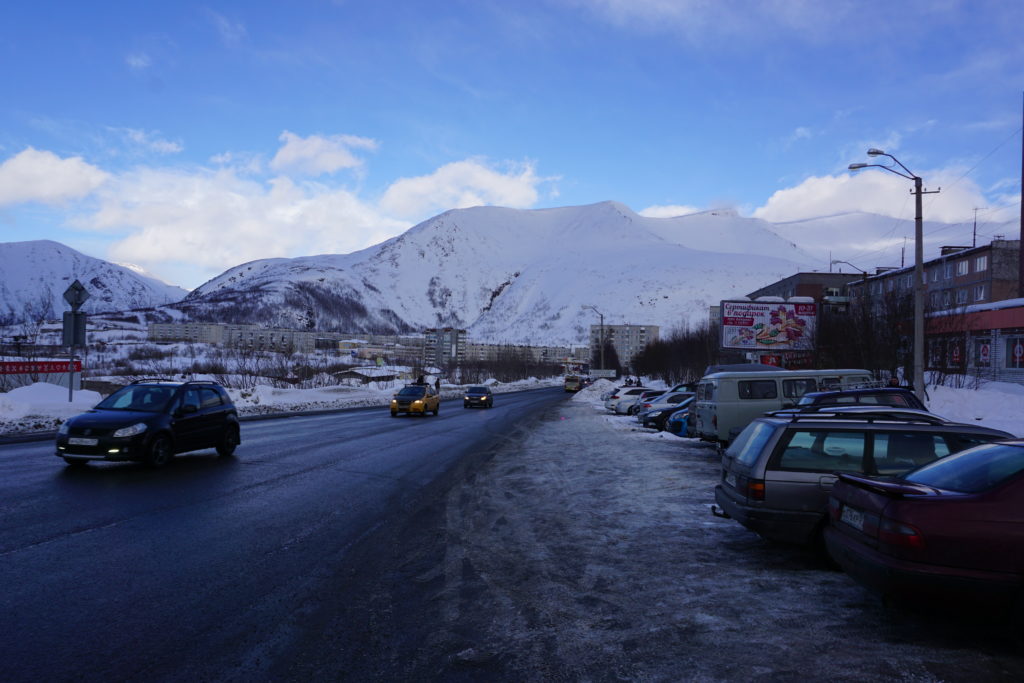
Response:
[390,383,440,416]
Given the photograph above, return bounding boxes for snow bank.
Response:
[927,382,1023,437]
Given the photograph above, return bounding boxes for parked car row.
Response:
[601,383,695,436]
[602,374,1023,613]
[709,406,1019,611]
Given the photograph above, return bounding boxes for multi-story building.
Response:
[462,342,587,365]
[847,240,1020,313]
[422,328,467,367]
[746,271,862,314]
[589,324,659,370]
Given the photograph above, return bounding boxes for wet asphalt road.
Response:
[0,387,566,681]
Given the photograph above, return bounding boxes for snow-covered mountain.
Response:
[182,201,815,345]
[0,240,187,324]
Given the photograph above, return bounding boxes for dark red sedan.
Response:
[824,439,1024,609]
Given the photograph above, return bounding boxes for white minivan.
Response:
[693,368,873,445]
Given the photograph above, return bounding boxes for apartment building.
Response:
[847,240,1020,312]
[589,323,659,369]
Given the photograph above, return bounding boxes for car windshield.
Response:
[398,386,427,397]
[905,442,1024,493]
[468,386,488,393]
[96,385,175,412]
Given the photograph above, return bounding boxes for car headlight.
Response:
[391,399,397,405]
[58,421,70,435]
[113,422,148,438]
[412,400,423,406]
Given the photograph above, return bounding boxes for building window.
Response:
[944,263,953,280]
[1006,337,1024,369]
[976,255,988,272]
[903,274,912,289]
[929,292,941,308]
[974,284,986,302]
[955,289,968,304]
[956,260,969,276]
[942,291,951,307]
[975,338,992,368]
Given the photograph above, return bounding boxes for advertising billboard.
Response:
[720,300,817,351]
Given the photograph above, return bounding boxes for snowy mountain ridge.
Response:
[0,240,187,325]
[182,201,814,345]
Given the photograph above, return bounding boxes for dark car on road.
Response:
[711,408,1012,547]
[464,385,494,409]
[56,379,240,467]
[796,387,927,411]
[825,439,1024,609]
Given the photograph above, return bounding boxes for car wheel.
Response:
[433,405,439,416]
[147,434,173,468]
[63,457,88,467]
[216,426,239,457]
[464,403,469,409]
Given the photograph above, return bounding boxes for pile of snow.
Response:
[0,383,102,434]
[928,381,1024,437]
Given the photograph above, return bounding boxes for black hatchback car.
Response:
[464,385,494,408]
[56,379,240,467]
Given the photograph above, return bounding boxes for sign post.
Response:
[62,280,90,402]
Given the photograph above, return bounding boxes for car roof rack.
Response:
[130,377,179,384]
[765,406,948,425]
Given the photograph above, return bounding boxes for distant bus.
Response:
[564,375,583,392]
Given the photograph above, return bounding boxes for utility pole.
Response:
[973,207,986,248]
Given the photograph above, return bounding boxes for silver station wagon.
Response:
[711,408,1013,546]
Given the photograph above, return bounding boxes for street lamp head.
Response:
[866,148,885,157]
[848,163,868,170]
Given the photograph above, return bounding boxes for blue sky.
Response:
[1,0,1022,289]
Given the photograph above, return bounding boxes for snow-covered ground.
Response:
[0,377,561,436]
[324,376,1024,679]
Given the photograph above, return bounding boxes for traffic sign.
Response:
[63,280,91,310]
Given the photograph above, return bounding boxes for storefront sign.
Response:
[0,360,81,375]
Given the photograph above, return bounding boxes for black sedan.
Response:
[463,385,494,408]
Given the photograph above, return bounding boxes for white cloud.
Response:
[639,204,701,218]
[379,159,545,219]
[85,166,407,284]
[206,10,247,46]
[0,148,109,207]
[753,168,1018,225]
[113,127,183,155]
[270,131,378,175]
[562,0,862,43]
[125,53,151,71]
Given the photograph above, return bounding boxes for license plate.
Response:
[68,437,98,446]
[840,505,864,531]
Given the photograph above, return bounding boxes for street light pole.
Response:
[849,149,938,402]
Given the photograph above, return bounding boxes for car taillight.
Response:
[878,517,925,549]
[737,475,765,501]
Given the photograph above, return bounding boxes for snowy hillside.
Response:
[184,201,814,345]
[0,240,187,324]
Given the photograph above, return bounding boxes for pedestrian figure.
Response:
[434,378,441,392]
